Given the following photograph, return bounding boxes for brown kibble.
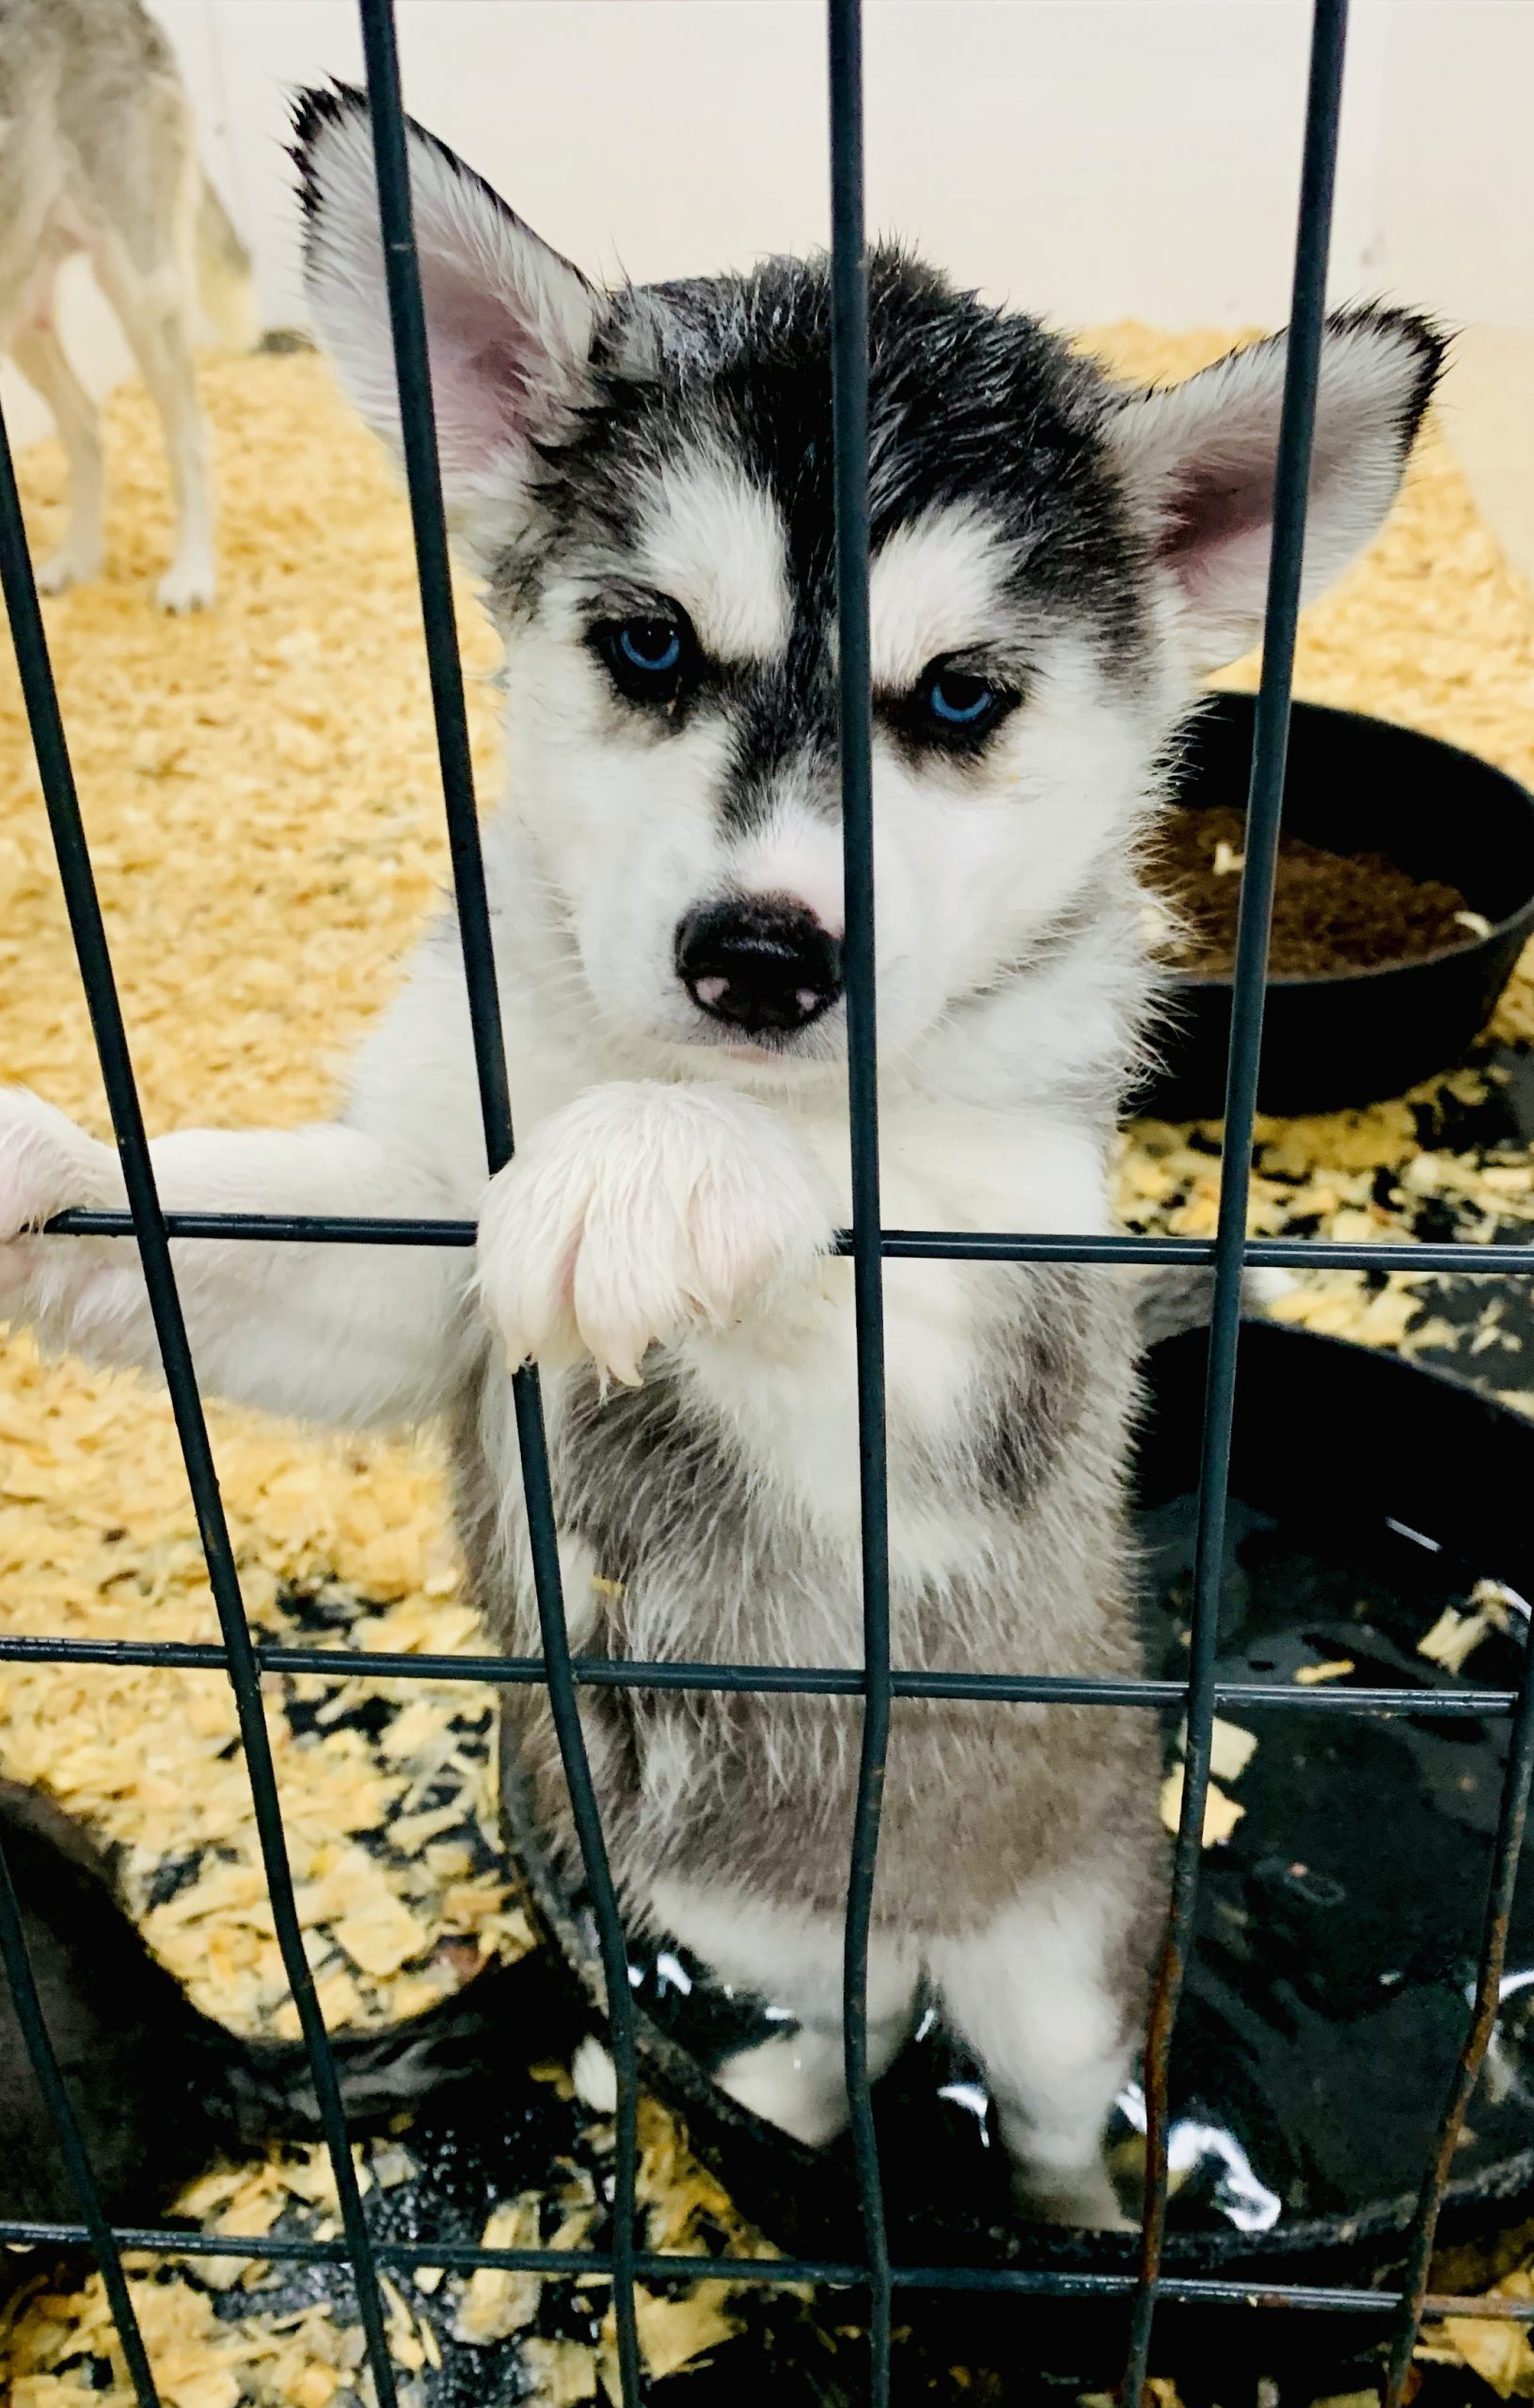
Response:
[1148,803,1476,979]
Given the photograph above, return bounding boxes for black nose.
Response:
[675,897,844,1036]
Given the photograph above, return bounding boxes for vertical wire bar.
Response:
[352,8,641,2395]
[0,403,402,2408]
[1120,3,1349,2395]
[1383,1656,1534,2406]
[0,1836,160,2408]
[827,1,894,2396]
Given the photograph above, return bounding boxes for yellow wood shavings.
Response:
[635,2094,785,2274]
[1171,1717,1256,1782]
[602,2285,739,2391]
[290,2368,342,2408]
[1160,1766,1245,1846]
[332,1890,433,1979]
[197,2178,285,2291]
[520,2336,599,2404]
[1475,1576,1526,1614]
[1294,1659,1356,1686]
[1209,1717,1257,1782]
[1420,1596,1508,1673]
[7,2271,248,2408]
[451,2201,543,2345]
[1438,2271,1534,2397]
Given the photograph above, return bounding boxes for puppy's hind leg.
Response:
[930,1873,1144,2229]
[650,1881,917,2148]
[11,317,104,594]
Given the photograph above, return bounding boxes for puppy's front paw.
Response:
[0,1089,118,1308]
[476,1083,835,1386]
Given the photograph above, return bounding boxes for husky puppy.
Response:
[0,87,1441,2222]
[0,0,257,609]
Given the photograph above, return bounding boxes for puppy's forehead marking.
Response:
[868,508,1017,691]
[634,451,791,664]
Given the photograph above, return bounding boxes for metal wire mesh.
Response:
[2,2,1532,2404]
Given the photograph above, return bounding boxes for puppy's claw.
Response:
[600,1351,645,1392]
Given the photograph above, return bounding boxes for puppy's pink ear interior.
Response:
[293,87,597,516]
[1107,308,1444,672]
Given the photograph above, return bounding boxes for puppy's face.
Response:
[492,260,1170,1081]
[294,90,1442,1091]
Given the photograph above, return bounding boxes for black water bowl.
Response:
[502,1324,1534,2380]
[1137,693,1534,1121]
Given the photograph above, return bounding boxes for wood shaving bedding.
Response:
[2,326,1534,2395]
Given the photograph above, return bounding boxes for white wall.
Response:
[174,0,1388,330]
[198,0,1384,335]
[5,2,1531,467]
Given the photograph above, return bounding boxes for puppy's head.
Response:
[293,89,1442,1091]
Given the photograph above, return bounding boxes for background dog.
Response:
[0,0,256,609]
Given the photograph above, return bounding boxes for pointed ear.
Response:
[291,85,598,544]
[1106,306,1446,672]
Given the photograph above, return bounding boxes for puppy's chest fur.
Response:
[452,1259,1158,1929]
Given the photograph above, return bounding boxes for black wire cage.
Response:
[3,1,1534,2403]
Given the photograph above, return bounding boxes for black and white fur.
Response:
[0,0,256,610]
[0,88,1443,2225]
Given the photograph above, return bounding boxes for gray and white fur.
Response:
[0,88,1443,2224]
[0,0,257,610]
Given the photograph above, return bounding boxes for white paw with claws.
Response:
[476,1083,835,1386]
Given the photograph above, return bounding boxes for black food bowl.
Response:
[501,1324,1534,2383]
[1138,693,1534,1121]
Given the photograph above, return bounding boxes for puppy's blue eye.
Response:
[618,621,682,674]
[596,614,694,705]
[925,668,1002,729]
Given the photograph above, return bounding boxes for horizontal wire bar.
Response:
[875,1233,1534,1274]
[47,1209,479,1244]
[1,2215,1527,2320]
[41,1208,1534,1277]
[0,1634,1517,1718]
